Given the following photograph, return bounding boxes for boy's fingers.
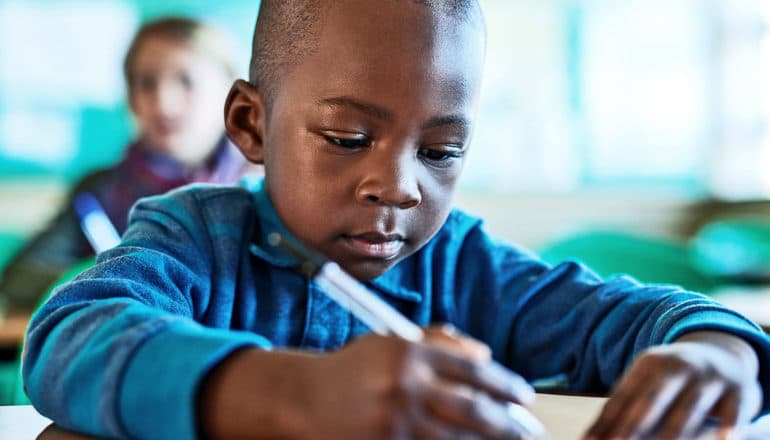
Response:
[737,380,763,424]
[711,381,761,437]
[656,380,725,439]
[585,366,686,439]
[599,373,685,439]
[583,374,640,438]
[412,414,485,440]
[712,392,740,440]
[423,324,491,362]
[680,381,727,439]
[421,379,528,440]
[584,392,632,438]
[425,346,535,405]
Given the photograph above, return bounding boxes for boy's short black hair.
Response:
[249,0,483,108]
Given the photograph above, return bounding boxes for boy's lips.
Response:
[154,119,182,137]
[342,232,405,259]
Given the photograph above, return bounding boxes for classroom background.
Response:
[2,0,770,299]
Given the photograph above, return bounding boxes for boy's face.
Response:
[129,37,232,165]
[229,0,485,280]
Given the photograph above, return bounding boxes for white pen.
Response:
[73,192,121,254]
[267,232,546,439]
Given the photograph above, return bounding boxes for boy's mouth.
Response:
[342,232,405,259]
[154,118,182,137]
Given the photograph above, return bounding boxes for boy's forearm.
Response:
[199,348,317,439]
[674,330,759,377]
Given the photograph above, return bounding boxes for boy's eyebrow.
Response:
[317,96,470,131]
[318,97,394,122]
[421,114,470,131]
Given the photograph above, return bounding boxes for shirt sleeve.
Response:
[22,190,271,440]
[449,221,770,415]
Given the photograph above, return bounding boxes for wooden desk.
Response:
[3,394,770,439]
[0,313,29,349]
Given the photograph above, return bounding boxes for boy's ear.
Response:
[224,80,266,164]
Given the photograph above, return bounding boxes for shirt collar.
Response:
[128,136,243,183]
[245,176,301,268]
[368,261,423,302]
[245,176,422,303]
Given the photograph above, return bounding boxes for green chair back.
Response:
[539,229,719,294]
[691,218,770,281]
[0,231,25,272]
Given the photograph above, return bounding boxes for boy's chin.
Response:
[339,258,401,282]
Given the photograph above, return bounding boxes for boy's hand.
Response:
[303,325,536,439]
[584,331,762,440]
[200,325,536,440]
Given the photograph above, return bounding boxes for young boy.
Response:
[0,17,250,315]
[23,1,770,439]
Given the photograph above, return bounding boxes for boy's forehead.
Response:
[318,1,483,67]
[251,0,486,118]
[323,0,483,31]
[248,0,484,105]
[315,1,484,86]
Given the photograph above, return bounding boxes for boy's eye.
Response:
[323,134,370,149]
[178,73,193,90]
[418,146,465,164]
[136,76,156,93]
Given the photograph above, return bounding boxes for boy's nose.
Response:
[154,83,185,116]
[355,161,422,209]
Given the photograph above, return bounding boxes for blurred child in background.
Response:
[0,17,253,314]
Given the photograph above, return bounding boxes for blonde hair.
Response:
[123,16,237,89]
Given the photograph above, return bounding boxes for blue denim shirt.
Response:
[23,178,770,440]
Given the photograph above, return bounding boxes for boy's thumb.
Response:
[423,323,492,362]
